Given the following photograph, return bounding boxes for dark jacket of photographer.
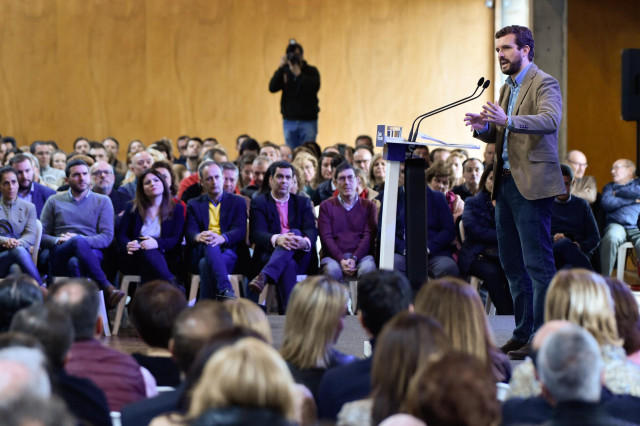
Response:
[269,61,320,121]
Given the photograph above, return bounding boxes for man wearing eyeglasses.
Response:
[90,161,129,284]
[90,161,127,220]
[565,150,597,204]
[601,158,640,277]
[318,162,378,281]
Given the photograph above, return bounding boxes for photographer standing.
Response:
[269,40,320,149]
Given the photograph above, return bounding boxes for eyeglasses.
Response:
[611,164,631,170]
[337,175,356,182]
[91,170,113,177]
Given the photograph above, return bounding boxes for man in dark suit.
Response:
[316,270,412,421]
[185,160,247,299]
[248,161,317,308]
[464,25,565,359]
[10,153,55,218]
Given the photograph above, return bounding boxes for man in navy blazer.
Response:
[185,160,247,299]
[10,154,55,218]
[248,161,317,308]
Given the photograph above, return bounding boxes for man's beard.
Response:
[18,180,31,191]
[501,56,522,76]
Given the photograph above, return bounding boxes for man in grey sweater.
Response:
[40,159,124,307]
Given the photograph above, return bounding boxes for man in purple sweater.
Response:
[318,162,378,281]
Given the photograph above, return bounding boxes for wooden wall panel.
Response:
[0,0,492,160]
[567,0,640,189]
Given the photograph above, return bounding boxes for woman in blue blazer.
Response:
[117,169,184,285]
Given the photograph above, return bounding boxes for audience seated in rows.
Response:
[507,269,640,399]
[9,303,112,426]
[317,270,412,421]
[502,321,640,425]
[48,278,151,411]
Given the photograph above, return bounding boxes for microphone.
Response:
[412,78,490,142]
[408,77,485,142]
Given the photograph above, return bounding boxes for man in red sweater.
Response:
[318,162,378,281]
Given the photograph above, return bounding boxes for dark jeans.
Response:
[553,237,593,270]
[194,244,238,299]
[119,249,176,284]
[469,256,514,315]
[495,176,555,343]
[261,229,312,309]
[283,119,318,150]
[0,246,43,285]
[48,236,111,290]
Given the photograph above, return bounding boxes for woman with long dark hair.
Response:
[117,169,184,285]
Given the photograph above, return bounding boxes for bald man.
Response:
[565,150,597,204]
[601,158,640,277]
[117,151,154,200]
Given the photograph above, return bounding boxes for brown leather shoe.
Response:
[507,342,533,360]
[249,272,268,294]
[105,286,125,309]
[499,338,527,354]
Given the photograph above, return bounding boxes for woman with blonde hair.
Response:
[222,298,273,344]
[187,338,297,425]
[368,153,386,191]
[280,276,354,400]
[292,151,318,196]
[414,277,511,383]
[507,269,640,399]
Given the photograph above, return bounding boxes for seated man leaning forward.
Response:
[600,158,640,277]
[318,162,377,281]
[185,160,247,299]
[40,159,124,307]
[248,161,317,307]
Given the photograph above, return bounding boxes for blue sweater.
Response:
[602,178,640,228]
[41,191,114,249]
[551,195,600,255]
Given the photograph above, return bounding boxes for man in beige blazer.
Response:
[465,25,565,360]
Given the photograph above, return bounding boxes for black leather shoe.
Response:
[217,289,237,301]
[500,338,527,354]
[249,272,268,294]
[507,342,533,360]
[105,286,125,309]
